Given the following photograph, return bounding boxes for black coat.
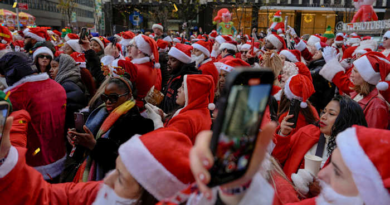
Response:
[62,80,87,131]
[160,62,201,113]
[159,52,170,89]
[308,58,336,114]
[85,49,105,87]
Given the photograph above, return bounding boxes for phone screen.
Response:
[211,83,271,180]
[0,104,9,152]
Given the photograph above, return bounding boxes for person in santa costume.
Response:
[269,11,285,34]
[23,27,51,54]
[218,40,238,63]
[192,40,219,88]
[0,117,194,205]
[210,35,235,62]
[151,23,166,41]
[0,52,67,182]
[64,33,79,42]
[382,30,390,60]
[333,33,345,59]
[0,25,13,49]
[119,31,136,58]
[320,49,389,129]
[90,36,110,59]
[127,34,162,109]
[239,42,260,68]
[32,46,53,74]
[146,74,214,143]
[160,43,201,113]
[264,33,286,53]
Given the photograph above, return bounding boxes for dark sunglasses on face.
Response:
[241,51,248,54]
[100,93,128,103]
[37,54,52,59]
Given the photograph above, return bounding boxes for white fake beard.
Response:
[316,180,364,205]
[92,184,138,205]
[191,54,205,67]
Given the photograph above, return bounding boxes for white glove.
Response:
[340,59,352,70]
[145,104,164,130]
[322,47,338,63]
[291,169,314,195]
[287,26,297,37]
[146,103,167,118]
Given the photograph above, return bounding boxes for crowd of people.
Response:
[0,15,389,205]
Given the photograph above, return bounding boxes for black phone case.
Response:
[287,99,301,128]
[207,68,274,187]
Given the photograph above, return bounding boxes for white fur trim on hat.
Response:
[152,24,164,31]
[353,55,381,85]
[119,38,132,47]
[284,75,302,101]
[91,37,104,50]
[134,35,152,56]
[193,43,210,57]
[280,50,299,63]
[219,42,237,52]
[215,36,228,44]
[266,35,283,51]
[220,63,234,73]
[307,35,320,47]
[168,47,192,64]
[66,40,82,53]
[33,47,53,61]
[319,57,345,82]
[295,40,306,52]
[118,135,187,201]
[163,36,172,42]
[240,44,251,51]
[384,30,390,39]
[23,28,46,42]
[336,127,390,205]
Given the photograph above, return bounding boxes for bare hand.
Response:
[68,126,96,150]
[79,37,91,51]
[280,114,294,136]
[189,122,277,197]
[104,43,119,57]
[0,117,14,159]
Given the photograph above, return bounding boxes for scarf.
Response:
[74,100,136,182]
[55,54,81,85]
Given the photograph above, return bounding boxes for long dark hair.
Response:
[326,95,367,155]
[35,56,51,74]
[278,90,318,125]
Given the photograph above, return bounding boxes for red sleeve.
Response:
[272,129,294,166]
[365,100,389,129]
[300,48,313,62]
[332,71,354,95]
[9,110,31,148]
[0,148,101,205]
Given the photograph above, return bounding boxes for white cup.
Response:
[304,154,323,176]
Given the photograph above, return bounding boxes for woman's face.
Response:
[167,56,181,75]
[176,83,185,106]
[350,66,364,86]
[318,148,359,196]
[104,157,142,199]
[63,44,74,55]
[103,83,130,113]
[193,48,203,57]
[49,60,59,79]
[90,40,102,53]
[319,100,340,136]
[37,53,52,72]
[219,70,228,92]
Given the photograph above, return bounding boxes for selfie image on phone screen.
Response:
[213,83,271,176]
[0,105,10,150]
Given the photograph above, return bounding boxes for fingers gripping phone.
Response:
[70,112,85,157]
[0,102,10,153]
[287,99,301,128]
[208,69,274,187]
[79,27,87,44]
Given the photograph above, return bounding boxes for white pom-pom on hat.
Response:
[377,81,389,91]
[300,101,308,108]
[208,103,215,111]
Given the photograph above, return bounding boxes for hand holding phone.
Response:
[0,102,11,155]
[286,99,301,128]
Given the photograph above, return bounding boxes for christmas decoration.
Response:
[351,0,378,23]
[213,8,237,36]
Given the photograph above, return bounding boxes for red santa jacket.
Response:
[131,57,162,108]
[218,54,236,63]
[165,75,213,144]
[198,58,219,89]
[5,73,67,179]
[272,125,325,180]
[276,105,319,137]
[0,147,101,205]
[272,172,300,205]
[9,110,31,148]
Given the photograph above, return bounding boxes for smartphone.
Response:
[74,112,85,133]
[79,27,87,44]
[208,69,274,187]
[0,102,10,153]
[287,99,301,128]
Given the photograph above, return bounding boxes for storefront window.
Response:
[301,12,336,35]
[257,10,295,34]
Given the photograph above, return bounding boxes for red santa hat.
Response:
[342,46,358,60]
[193,35,206,42]
[215,35,234,45]
[362,36,373,41]
[173,37,182,43]
[274,10,282,18]
[134,35,160,68]
[265,33,286,52]
[336,125,390,205]
[353,52,390,86]
[70,52,86,68]
[32,46,54,61]
[240,42,259,53]
[209,30,218,39]
[23,27,50,42]
[64,33,79,42]
[295,62,312,81]
[353,40,377,56]
[307,34,327,47]
[0,26,12,44]
[66,39,82,53]
[284,74,315,108]
[334,33,344,44]
[182,74,215,111]
[220,58,250,73]
[349,33,361,46]
[280,49,301,63]
[91,36,110,51]
[118,130,194,201]
[200,62,219,89]
[192,40,211,57]
[168,43,193,64]
[119,31,135,47]
[157,39,169,52]
[384,30,390,39]
[219,41,238,52]
[52,30,62,38]
[163,36,173,42]
[152,23,164,31]
[314,42,328,51]
[0,43,8,51]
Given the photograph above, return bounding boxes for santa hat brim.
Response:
[219,43,237,52]
[215,36,227,44]
[280,50,299,63]
[66,40,82,53]
[168,47,192,64]
[192,43,210,57]
[119,38,132,47]
[119,135,187,201]
[152,24,164,31]
[23,28,46,42]
[336,127,390,205]
[266,35,283,51]
[33,47,54,61]
[384,30,390,39]
[91,37,105,50]
[307,35,320,47]
[353,55,381,85]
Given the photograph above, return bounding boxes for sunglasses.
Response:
[100,93,128,103]
[241,51,248,54]
[37,54,52,59]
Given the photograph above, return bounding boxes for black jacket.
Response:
[160,62,201,113]
[62,80,87,131]
[159,51,170,89]
[308,58,336,114]
[85,49,105,87]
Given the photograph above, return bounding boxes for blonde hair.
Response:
[263,51,283,79]
[88,77,110,107]
[353,81,376,96]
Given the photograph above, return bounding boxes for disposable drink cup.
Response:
[304,154,323,176]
